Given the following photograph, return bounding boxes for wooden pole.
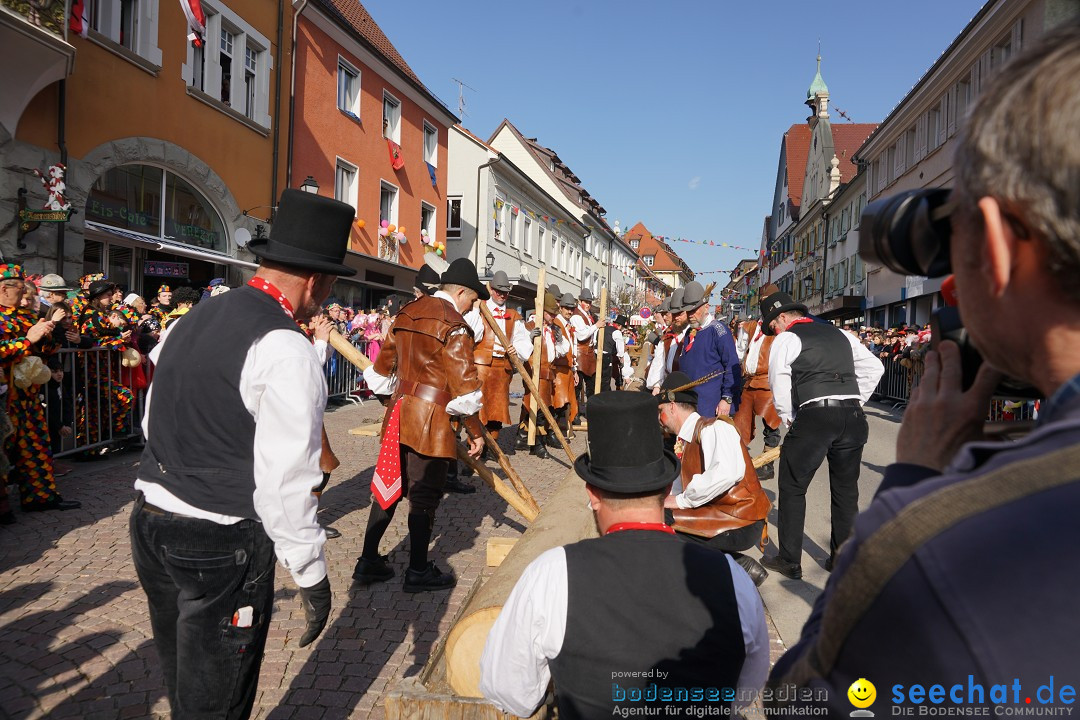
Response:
[478,302,575,463]
[456,444,538,522]
[592,287,608,395]
[477,425,540,516]
[328,330,372,370]
[527,268,545,445]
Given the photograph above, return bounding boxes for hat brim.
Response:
[574,448,680,493]
[41,286,77,293]
[762,301,808,335]
[248,239,358,277]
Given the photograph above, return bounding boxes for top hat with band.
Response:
[247,189,358,276]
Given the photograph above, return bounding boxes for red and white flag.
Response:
[386,139,405,171]
[179,0,207,47]
[69,0,89,37]
[371,399,403,509]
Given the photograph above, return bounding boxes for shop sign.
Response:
[144,261,189,278]
[19,208,72,229]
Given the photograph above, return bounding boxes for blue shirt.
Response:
[677,318,742,418]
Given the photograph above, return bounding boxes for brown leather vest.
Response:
[742,324,775,391]
[473,306,519,365]
[552,315,575,368]
[573,307,596,365]
[671,416,772,538]
[522,318,553,380]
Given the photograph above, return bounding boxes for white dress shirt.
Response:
[744,325,767,375]
[136,323,328,588]
[569,306,598,344]
[479,545,770,717]
[362,291,484,416]
[646,334,670,389]
[768,324,885,426]
[671,412,747,509]
[464,299,529,356]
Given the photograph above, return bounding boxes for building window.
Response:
[560,240,566,272]
[538,225,546,263]
[644,255,654,267]
[183,4,272,128]
[90,0,148,54]
[337,58,360,118]
[421,202,435,242]
[423,122,437,166]
[629,238,639,250]
[335,159,358,212]
[446,197,462,240]
[928,102,942,153]
[904,127,916,168]
[523,215,532,256]
[379,181,399,262]
[383,92,401,143]
[506,204,517,249]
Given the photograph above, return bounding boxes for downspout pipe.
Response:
[270,0,285,217]
[474,156,500,270]
[286,0,310,208]
[56,80,67,275]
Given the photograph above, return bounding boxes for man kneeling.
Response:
[657,371,772,585]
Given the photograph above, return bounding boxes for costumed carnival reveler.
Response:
[732,283,783,480]
[569,288,600,419]
[514,292,569,457]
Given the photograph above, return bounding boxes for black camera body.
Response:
[859,188,1038,399]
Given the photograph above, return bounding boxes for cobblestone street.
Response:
[0,395,787,720]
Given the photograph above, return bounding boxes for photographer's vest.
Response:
[140,286,304,519]
[787,321,859,409]
[549,530,745,720]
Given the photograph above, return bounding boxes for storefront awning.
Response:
[85,221,258,270]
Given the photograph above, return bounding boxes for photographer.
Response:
[768,21,1080,707]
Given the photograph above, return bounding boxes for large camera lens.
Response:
[859,188,953,278]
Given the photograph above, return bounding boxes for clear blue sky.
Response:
[366,0,986,282]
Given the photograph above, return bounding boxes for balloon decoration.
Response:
[420,228,446,257]
[355,218,366,229]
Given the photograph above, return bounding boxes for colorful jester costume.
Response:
[78,291,134,443]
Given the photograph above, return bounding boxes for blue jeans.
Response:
[130,493,276,719]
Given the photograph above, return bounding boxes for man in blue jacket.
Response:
[676,281,742,418]
[768,21,1080,716]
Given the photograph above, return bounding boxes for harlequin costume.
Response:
[69,272,104,328]
[149,285,172,327]
[78,280,134,443]
[0,264,79,512]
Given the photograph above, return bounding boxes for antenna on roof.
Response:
[452,77,475,119]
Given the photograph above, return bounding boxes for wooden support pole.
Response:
[593,287,608,395]
[527,268,545,445]
[478,425,540,517]
[456,444,538,522]
[478,302,575,464]
[328,329,372,370]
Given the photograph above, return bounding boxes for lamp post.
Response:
[300,176,319,194]
[802,274,813,302]
[485,251,495,276]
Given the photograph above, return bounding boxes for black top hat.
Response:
[575,392,680,493]
[579,288,596,302]
[613,314,629,327]
[247,189,358,276]
[680,281,708,313]
[489,270,512,293]
[414,264,441,294]
[656,371,699,406]
[87,279,117,300]
[759,290,807,335]
[440,258,490,301]
[558,292,577,308]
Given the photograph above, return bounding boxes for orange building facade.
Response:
[291,0,457,308]
[2,0,292,295]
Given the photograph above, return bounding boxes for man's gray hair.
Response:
[953,19,1080,302]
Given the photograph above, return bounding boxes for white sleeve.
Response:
[675,421,746,509]
[726,555,770,710]
[362,364,397,396]
[463,307,485,343]
[551,328,568,359]
[768,332,801,426]
[646,342,666,389]
[313,338,329,366]
[446,389,483,416]
[246,330,327,588]
[570,314,597,343]
[480,548,567,717]
[845,330,885,402]
[511,318,535,359]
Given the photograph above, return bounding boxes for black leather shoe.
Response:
[756,463,774,480]
[762,555,802,580]
[403,562,456,593]
[322,525,341,539]
[514,430,530,450]
[545,431,562,448]
[352,555,394,584]
[732,554,769,587]
[444,477,477,494]
[530,442,549,459]
[23,498,81,512]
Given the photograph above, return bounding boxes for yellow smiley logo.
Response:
[848,678,877,709]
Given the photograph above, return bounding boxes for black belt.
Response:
[801,398,861,409]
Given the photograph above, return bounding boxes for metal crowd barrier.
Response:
[44,346,145,458]
[325,336,372,404]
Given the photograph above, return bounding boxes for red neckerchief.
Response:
[785,317,814,330]
[248,277,295,319]
[606,522,675,536]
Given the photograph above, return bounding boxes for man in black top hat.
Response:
[757,289,883,580]
[130,189,355,718]
[479,392,768,718]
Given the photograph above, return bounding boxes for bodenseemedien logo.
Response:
[848,678,877,717]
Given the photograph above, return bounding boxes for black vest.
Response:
[139,286,304,519]
[550,531,746,720]
[787,321,859,408]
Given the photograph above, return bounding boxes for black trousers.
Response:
[130,494,276,719]
[775,404,869,564]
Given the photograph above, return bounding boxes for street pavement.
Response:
[0,388,900,719]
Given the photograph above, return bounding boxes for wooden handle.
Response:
[527,268,545,445]
[478,425,540,517]
[593,286,608,395]
[328,329,372,371]
[456,444,538,522]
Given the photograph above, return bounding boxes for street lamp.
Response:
[802,275,812,300]
[300,176,319,194]
[485,251,495,276]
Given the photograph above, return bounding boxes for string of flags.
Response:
[655,236,765,254]
[493,199,585,232]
